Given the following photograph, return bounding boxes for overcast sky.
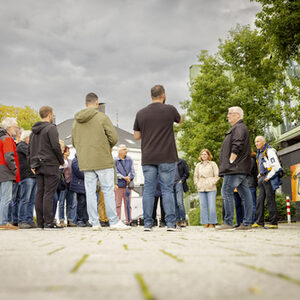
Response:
[0,0,260,132]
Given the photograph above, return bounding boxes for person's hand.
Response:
[114,185,118,192]
[124,176,131,183]
[264,178,269,182]
[31,168,36,175]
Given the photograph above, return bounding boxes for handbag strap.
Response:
[119,160,129,176]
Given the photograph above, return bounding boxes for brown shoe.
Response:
[235,224,252,230]
[204,224,209,228]
[59,221,66,227]
[216,224,233,230]
[180,221,187,228]
[67,221,77,227]
[0,223,18,230]
[209,224,215,228]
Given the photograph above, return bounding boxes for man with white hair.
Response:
[114,144,135,224]
[218,106,253,230]
[253,136,281,229]
[17,130,37,229]
[0,117,20,230]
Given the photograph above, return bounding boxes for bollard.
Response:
[286,196,291,224]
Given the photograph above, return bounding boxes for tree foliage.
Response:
[177,26,300,193]
[0,105,40,130]
[252,0,300,63]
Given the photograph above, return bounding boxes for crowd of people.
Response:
[0,86,283,231]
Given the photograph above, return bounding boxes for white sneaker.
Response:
[92,225,102,231]
[110,220,131,231]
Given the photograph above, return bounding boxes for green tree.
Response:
[177,25,299,193]
[0,105,40,130]
[251,0,300,63]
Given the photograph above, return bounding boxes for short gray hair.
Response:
[20,130,31,142]
[229,106,244,119]
[1,117,17,129]
[118,144,127,151]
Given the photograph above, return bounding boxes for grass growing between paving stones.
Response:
[135,273,155,300]
[48,246,66,255]
[97,240,102,245]
[238,263,300,285]
[141,238,147,242]
[160,249,183,262]
[123,244,128,250]
[70,254,89,273]
[81,237,86,240]
[221,246,254,256]
[39,242,52,247]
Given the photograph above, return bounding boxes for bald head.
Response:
[255,136,266,150]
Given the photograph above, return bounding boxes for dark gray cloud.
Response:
[0,0,260,131]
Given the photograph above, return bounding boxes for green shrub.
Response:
[264,193,295,222]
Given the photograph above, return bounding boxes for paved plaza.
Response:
[1,223,300,300]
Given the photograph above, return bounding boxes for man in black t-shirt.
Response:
[133,85,182,231]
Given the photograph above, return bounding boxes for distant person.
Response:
[133,84,182,231]
[248,148,258,224]
[28,106,65,229]
[17,130,37,229]
[217,106,252,230]
[253,136,281,229]
[194,149,219,228]
[70,154,91,227]
[174,158,189,227]
[72,92,129,231]
[152,176,166,227]
[58,146,77,227]
[0,117,20,230]
[115,144,135,224]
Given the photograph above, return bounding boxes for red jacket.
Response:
[0,129,20,183]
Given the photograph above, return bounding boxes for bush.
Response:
[188,193,295,226]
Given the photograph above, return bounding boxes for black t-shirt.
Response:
[133,102,181,165]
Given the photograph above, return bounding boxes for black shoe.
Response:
[159,221,166,228]
[100,221,110,227]
[85,222,92,227]
[44,223,64,229]
[130,222,137,227]
[77,221,87,227]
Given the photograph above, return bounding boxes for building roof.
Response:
[57,118,141,150]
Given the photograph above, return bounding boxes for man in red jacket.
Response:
[0,117,20,230]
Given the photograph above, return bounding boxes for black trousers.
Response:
[152,196,165,222]
[77,193,89,223]
[35,166,59,226]
[256,176,278,225]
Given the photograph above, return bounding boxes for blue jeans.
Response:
[58,189,77,223]
[0,181,13,225]
[8,182,20,224]
[221,174,253,226]
[249,187,257,224]
[53,192,59,220]
[142,163,176,228]
[18,178,37,224]
[84,168,119,226]
[198,190,217,224]
[174,182,186,221]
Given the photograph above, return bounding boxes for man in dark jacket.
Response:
[17,130,37,229]
[218,106,252,230]
[174,158,189,227]
[28,106,64,229]
[0,117,20,230]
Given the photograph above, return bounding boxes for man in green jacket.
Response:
[72,92,130,231]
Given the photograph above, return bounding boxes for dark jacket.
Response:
[70,155,85,194]
[17,141,35,181]
[247,156,258,188]
[177,158,190,192]
[28,122,64,169]
[0,129,20,183]
[219,120,251,176]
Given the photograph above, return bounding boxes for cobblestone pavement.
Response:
[1,223,300,300]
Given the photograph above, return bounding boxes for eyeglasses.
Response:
[227,112,238,115]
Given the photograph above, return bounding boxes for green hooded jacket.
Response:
[72,108,118,171]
